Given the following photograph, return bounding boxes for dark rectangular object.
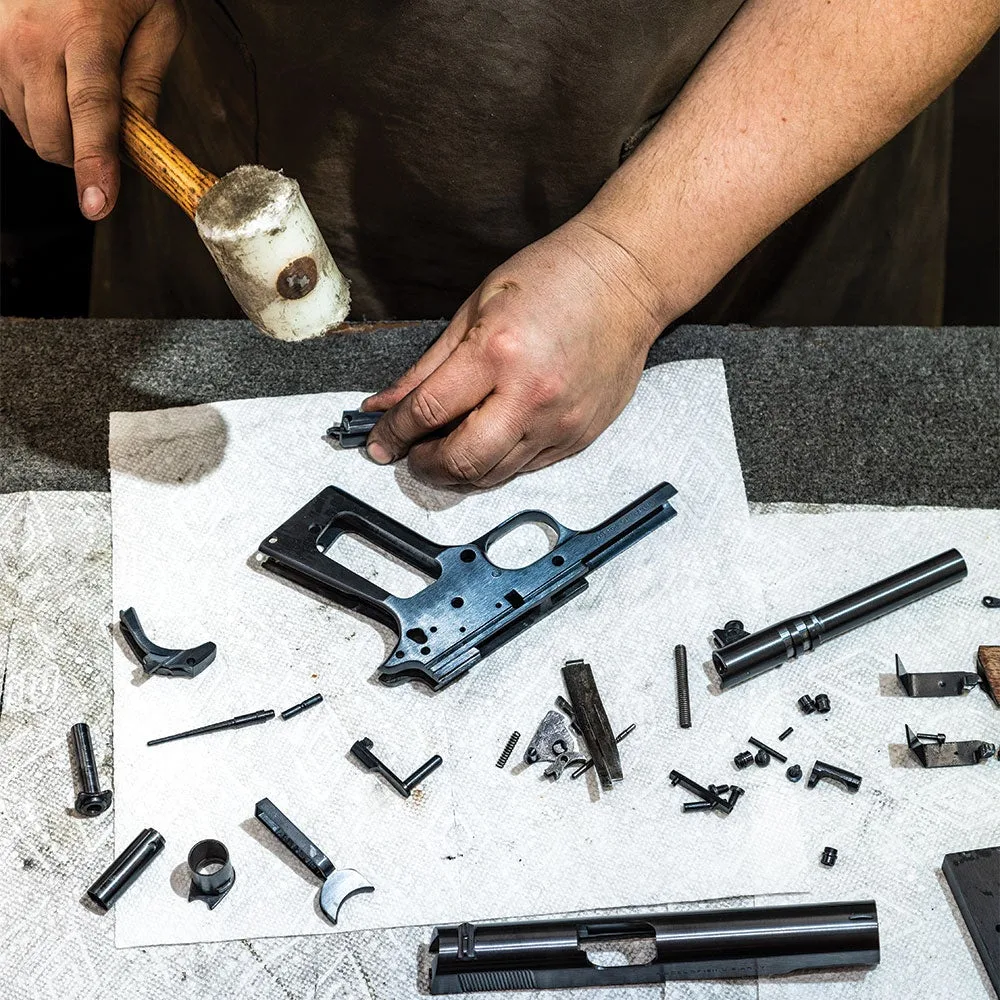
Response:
[942,847,1000,996]
[429,900,880,993]
[562,659,622,789]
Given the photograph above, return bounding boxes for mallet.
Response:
[119,99,350,341]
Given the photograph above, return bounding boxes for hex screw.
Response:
[798,695,817,714]
[755,748,771,767]
[786,764,803,782]
[495,731,521,768]
[71,723,113,817]
[674,644,692,729]
[734,750,755,769]
[820,846,838,867]
[814,693,831,714]
[778,727,794,741]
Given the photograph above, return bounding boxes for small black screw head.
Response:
[798,695,817,714]
[734,751,754,769]
[754,748,771,767]
[76,790,113,817]
[820,846,838,867]
[786,764,803,782]
[814,693,831,713]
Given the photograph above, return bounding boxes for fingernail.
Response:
[366,441,392,465]
[81,186,106,218]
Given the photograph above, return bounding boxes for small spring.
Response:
[495,731,520,768]
[675,644,691,729]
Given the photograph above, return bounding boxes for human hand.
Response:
[0,0,183,219]
[362,214,670,487]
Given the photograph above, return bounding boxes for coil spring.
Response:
[495,731,520,768]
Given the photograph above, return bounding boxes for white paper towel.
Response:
[745,504,999,1000]
[109,360,816,948]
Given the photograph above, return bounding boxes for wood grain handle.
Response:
[120,99,218,220]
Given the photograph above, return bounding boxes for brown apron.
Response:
[92,0,950,326]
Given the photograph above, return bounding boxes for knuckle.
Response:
[68,83,116,119]
[409,387,450,430]
[525,371,568,407]
[35,140,72,165]
[439,447,486,484]
[471,322,520,368]
[9,17,44,66]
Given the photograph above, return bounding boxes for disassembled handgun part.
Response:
[258,482,678,690]
[495,731,520,768]
[524,711,585,779]
[562,659,622,789]
[814,693,831,713]
[915,732,946,743]
[820,846,838,867]
[569,723,636,779]
[976,645,1000,704]
[187,839,235,909]
[674,644,691,728]
[748,736,787,764]
[904,724,995,768]
[350,737,443,797]
[983,595,1000,608]
[808,760,862,792]
[786,764,803,782]
[87,827,165,911]
[778,726,794,741]
[727,786,745,808]
[428,899,880,993]
[280,693,323,719]
[327,408,382,448]
[894,654,979,697]
[668,770,733,814]
[734,751,754,769]
[798,694,817,714]
[70,722,112,817]
[711,619,751,648]
[683,800,714,811]
[709,784,731,794]
[755,748,771,767]
[713,549,968,689]
[942,847,1000,995]
[118,607,216,678]
[254,797,373,924]
[147,709,275,746]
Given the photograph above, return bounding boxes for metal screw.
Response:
[820,846,838,867]
[798,694,817,714]
[915,732,946,744]
[71,723,113,817]
[727,786,745,808]
[778,726,794,741]
[755,748,771,767]
[495,731,521,768]
[983,596,1000,608]
[674,644,691,728]
[814,693,831,714]
[786,764,803,782]
[682,800,714,812]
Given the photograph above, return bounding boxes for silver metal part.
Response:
[895,654,980,697]
[524,710,585,779]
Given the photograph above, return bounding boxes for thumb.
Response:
[120,1,184,121]
[65,32,124,220]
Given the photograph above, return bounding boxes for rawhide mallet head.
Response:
[120,99,349,341]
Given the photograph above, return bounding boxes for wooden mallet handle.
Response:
[120,99,218,219]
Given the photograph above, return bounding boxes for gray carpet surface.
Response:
[2,318,997,506]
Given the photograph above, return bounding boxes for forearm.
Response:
[582,0,999,334]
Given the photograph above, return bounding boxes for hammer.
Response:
[119,99,350,341]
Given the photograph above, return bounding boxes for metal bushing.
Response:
[187,839,236,909]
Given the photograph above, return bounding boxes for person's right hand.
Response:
[0,0,183,219]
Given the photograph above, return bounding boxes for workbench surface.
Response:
[1,320,997,1000]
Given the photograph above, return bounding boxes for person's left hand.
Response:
[361,214,669,488]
